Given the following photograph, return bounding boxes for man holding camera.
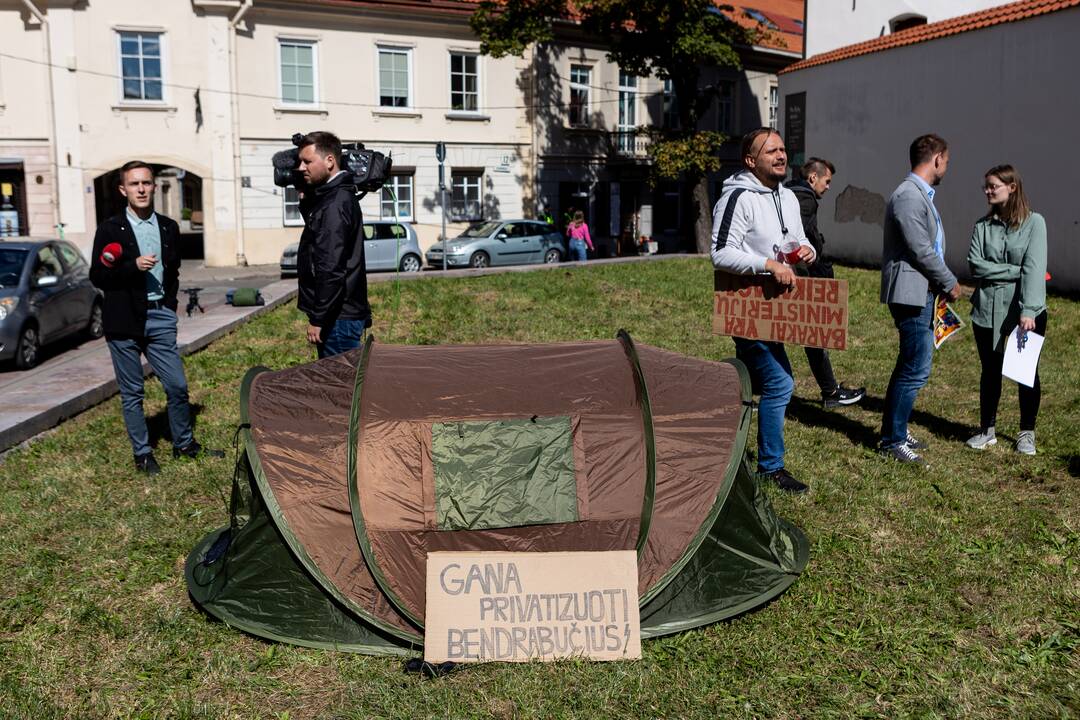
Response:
[295,131,371,357]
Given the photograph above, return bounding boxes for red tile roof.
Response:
[780,0,1080,74]
[726,1,806,55]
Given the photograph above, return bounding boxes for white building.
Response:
[804,0,1005,56]
[779,0,1080,290]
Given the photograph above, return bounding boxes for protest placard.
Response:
[424,550,641,663]
[712,273,849,350]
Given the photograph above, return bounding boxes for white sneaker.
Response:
[966,428,997,450]
[1015,430,1036,455]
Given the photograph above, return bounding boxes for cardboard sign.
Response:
[713,273,848,350]
[424,550,641,663]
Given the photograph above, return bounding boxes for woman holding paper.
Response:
[965,164,1047,454]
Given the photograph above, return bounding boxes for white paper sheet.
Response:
[1001,327,1044,388]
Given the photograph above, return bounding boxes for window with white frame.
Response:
[663,79,679,129]
[617,71,637,152]
[717,80,735,135]
[449,53,479,112]
[451,171,482,221]
[568,65,590,127]
[278,39,317,106]
[118,31,164,102]
[381,174,414,220]
[283,186,303,226]
[768,85,779,129]
[378,47,411,108]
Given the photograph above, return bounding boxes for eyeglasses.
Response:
[983,183,1006,192]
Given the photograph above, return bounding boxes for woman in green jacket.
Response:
[965,165,1047,455]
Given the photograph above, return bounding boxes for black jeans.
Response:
[973,311,1047,431]
[800,257,838,395]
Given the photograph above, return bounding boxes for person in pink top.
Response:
[566,211,594,261]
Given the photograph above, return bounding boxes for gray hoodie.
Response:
[710,170,813,274]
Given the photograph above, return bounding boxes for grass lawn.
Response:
[1,258,1077,719]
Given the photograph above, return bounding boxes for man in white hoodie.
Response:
[711,127,816,494]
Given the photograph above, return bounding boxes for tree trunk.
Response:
[690,171,711,254]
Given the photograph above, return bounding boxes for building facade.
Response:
[780,0,1080,290]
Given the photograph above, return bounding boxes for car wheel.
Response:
[543,248,562,264]
[86,301,104,339]
[400,254,422,272]
[14,324,39,370]
[469,251,490,269]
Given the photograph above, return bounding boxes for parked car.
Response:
[280,220,423,277]
[0,239,104,369]
[425,220,567,269]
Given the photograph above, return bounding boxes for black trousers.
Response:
[973,311,1047,431]
[801,258,838,395]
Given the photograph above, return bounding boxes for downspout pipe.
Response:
[21,0,62,235]
[229,0,253,266]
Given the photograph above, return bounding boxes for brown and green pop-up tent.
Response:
[186,332,808,654]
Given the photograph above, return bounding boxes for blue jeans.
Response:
[881,293,935,448]
[107,308,194,457]
[735,338,794,473]
[569,239,588,262]
[318,318,367,359]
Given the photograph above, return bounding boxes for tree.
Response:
[471,0,756,253]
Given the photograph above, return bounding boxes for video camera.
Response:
[272,132,392,195]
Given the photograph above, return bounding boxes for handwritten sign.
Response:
[713,273,849,350]
[424,551,641,663]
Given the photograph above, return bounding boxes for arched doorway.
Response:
[94,165,205,259]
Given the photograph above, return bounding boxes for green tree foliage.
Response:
[471,0,756,252]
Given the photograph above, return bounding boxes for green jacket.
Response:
[967,211,1047,351]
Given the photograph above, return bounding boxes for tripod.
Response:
[184,287,205,317]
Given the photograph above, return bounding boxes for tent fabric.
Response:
[186,333,809,653]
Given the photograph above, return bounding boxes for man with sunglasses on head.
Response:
[711,128,816,494]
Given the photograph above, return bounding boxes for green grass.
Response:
[1,258,1077,719]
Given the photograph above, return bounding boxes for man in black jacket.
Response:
[89,161,222,474]
[295,131,371,358]
[786,157,865,408]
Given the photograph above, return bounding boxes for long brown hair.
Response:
[986,164,1031,229]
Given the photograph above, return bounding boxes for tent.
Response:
[186,332,808,654]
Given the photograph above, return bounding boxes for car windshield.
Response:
[0,248,27,287]
[458,221,500,239]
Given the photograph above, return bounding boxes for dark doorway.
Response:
[0,163,29,237]
[94,165,204,259]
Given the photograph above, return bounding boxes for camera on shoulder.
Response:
[271,132,393,195]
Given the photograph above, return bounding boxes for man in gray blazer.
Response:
[879,134,961,465]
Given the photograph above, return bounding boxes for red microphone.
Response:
[101,242,123,268]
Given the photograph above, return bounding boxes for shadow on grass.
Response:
[146,402,205,449]
[788,393,972,450]
[1068,455,1080,479]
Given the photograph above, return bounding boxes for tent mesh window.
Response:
[432,416,578,531]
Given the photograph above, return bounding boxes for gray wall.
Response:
[780,7,1080,291]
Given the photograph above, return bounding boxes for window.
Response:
[617,71,637,153]
[768,85,778,129]
[56,242,85,272]
[378,47,411,108]
[381,174,414,220]
[283,186,303,226]
[568,65,590,127]
[663,79,679,130]
[450,53,479,112]
[890,14,927,32]
[451,171,482,221]
[118,31,163,102]
[278,39,317,106]
[34,246,63,279]
[717,80,735,135]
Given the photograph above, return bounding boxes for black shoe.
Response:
[822,385,866,408]
[134,452,161,475]
[173,441,226,460]
[760,468,809,495]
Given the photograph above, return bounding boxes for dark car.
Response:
[425,220,567,269]
[0,239,104,369]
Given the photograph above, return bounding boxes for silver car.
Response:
[0,239,104,369]
[425,220,566,269]
[280,220,423,277]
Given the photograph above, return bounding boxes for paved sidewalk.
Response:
[0,252,686,455]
